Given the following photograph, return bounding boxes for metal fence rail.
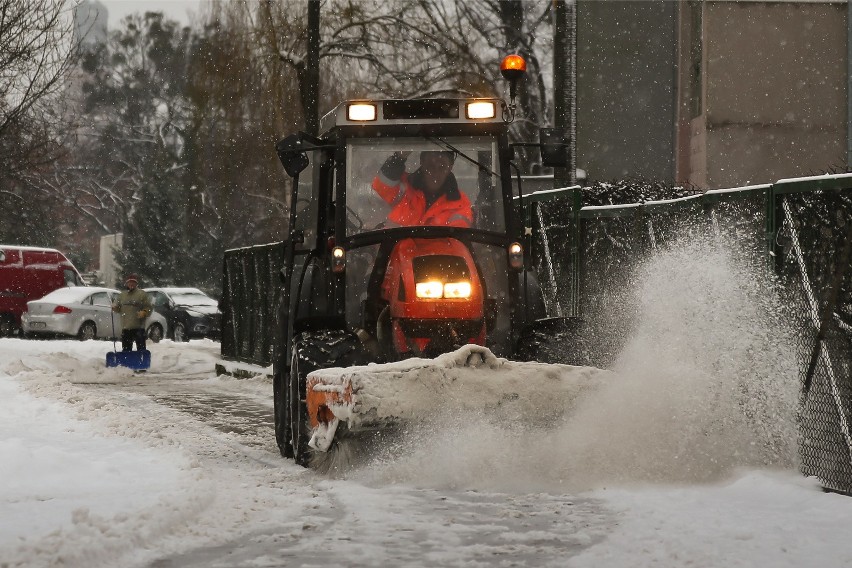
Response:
[772,177,852,493]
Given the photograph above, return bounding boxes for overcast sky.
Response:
[98,0,206,29]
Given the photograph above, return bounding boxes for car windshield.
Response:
[170,292,216,307]
[345,136,505,236]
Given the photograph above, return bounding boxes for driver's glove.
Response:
[380,152,407,181]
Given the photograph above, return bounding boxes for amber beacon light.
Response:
[500,54,527,102]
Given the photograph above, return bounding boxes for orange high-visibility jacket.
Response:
[372,169,473,228]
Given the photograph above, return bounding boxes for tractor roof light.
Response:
[500,54,527,78]
[347,103,377,121]
[500,54,527,112]
[466,101,496,120]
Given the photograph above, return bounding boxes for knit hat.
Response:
[125,273,139,284]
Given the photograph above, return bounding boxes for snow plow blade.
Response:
[305,344,609,455]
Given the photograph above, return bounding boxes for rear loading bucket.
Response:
[106,349,151,370]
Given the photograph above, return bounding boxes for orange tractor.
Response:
[273,57,574,467]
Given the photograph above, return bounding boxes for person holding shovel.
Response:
[112,273,152,352]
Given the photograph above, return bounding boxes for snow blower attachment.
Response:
[268,54,584,469]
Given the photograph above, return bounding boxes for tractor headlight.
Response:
[415,280,472,299]
[415,281,444,299]
[442,281,472,299]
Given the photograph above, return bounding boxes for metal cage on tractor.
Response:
[272,93,573,466]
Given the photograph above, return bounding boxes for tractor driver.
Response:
[372,150,473,228]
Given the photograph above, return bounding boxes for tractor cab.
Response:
[277,98,533,361]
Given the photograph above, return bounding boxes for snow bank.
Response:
[0,339,218,568]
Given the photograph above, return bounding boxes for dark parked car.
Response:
[144,287,221,342]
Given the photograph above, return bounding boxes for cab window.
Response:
[345,136,505,235]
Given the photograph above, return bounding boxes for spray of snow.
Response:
[353,238,800,492]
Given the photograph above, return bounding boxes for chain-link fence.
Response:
[525,173,852,493]
[772,177,852,494]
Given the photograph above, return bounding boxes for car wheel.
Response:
[78,321,97,341]
[173,322,188,342]
[147,322,164,343]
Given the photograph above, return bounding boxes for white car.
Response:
[21,286,168,341]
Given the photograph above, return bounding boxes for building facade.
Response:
[576,0,849,190]
[676,0,848,189]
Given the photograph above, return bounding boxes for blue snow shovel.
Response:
[106,308,151,370]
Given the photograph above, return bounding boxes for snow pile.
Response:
[0,338,221,383]
[0,339,220,568]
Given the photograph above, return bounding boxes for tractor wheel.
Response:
[273,369,293,458]
[289,330,366,468]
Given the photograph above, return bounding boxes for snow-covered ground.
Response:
[1,338,849,568]
[2,243,851,567]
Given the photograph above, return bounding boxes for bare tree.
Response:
[0,0,76,137]
[0,0,79,245]
[230,0,553,171]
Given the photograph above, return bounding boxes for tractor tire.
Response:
[289,330,366,468]
[273,369,293,458]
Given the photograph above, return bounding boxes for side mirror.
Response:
[539,128,569,168]
[275,134,310,177]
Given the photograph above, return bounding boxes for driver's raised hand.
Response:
[380,150,410,181]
